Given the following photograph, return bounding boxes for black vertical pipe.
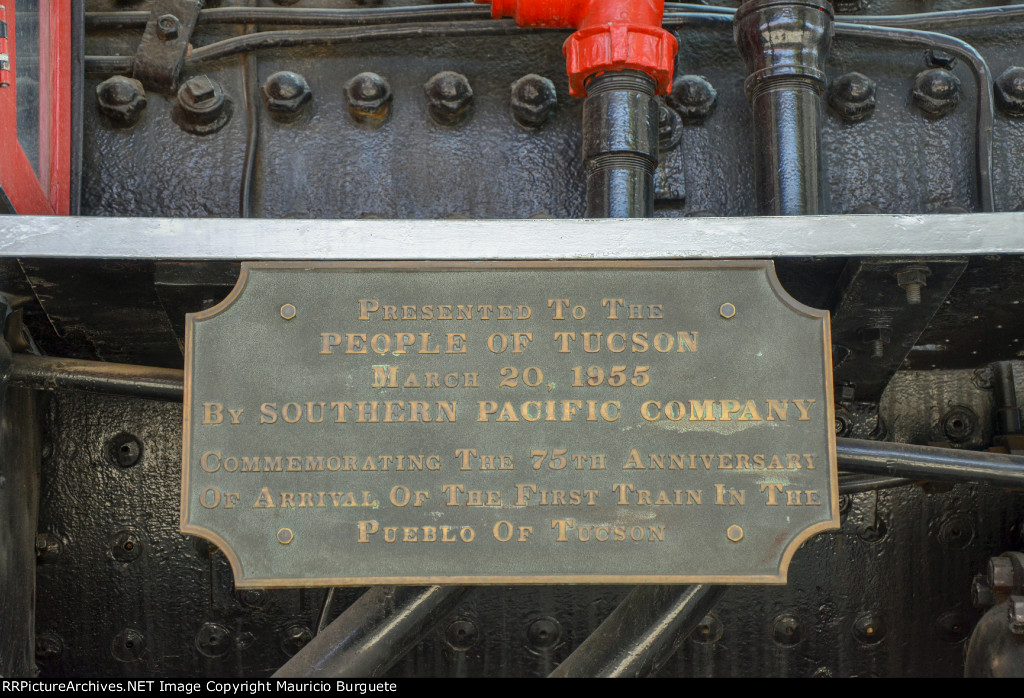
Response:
[583,71,659,218]
[735,0,833,215]
[549,584,726,677]
[993,361,1022,435]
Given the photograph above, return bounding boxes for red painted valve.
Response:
[476,0,677,97]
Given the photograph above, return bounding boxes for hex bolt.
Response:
[925,49,957,70]
[941,405,977,443]
[195,622,232,658]
[973,575,996,609]
[526,617,561,650]
[895,265,930,305]
[666,75,716,123]
[344,72,392,126]
[1009,596,1024,635]
[860,327,891,359]
[262,71,312,121]
[156,14,180,41]
[912,68,961,118]
[280,625,313,657]
[510,74,557,128]
[35,532,61,562]
[773,614,801,646]
[988,556,1015,593]
[111,629,146,663]
[445,619,479,651]
[828,72,876,123]
[109,530,143,562]
[96,76,147,126]
[174,75,231,135]
[424,71,473,126]
[994,67,1024,117]
[107,433,142,468]
[658,103,682,151]
[852,612,886,644]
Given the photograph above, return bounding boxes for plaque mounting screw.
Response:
[280,303,297,320]
[719,302,737,319]
[277,527,294,544]
[726,524,744,542]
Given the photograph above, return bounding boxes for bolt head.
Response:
[176,76,231,134]
[658,103,682,151]
[828,72,877,123]
[156,14,180,40]
[667,75,717,123]
[912,68,961,117]
[424,71,473,125]
[510,74,557,128]
[96,76,147,125]
[262,71,312,119]
[995,67,1024,117]
[989,556,1015,592]
[183,75,219,106]
[344,72,391,125]
[895,266,930,289]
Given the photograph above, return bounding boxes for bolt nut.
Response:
[35,532,62,562]
[989,556,1015,592]
[424,71,473,126]
[510,74,557,128]
[262,71,312,121]
[658,103,682,151]
[773,614,802,646]
[912,68,960,118]
[941,406,977,443]
[828,72,876,123]
[995,66,1024,117]
[925,49,957,70]
[666,75,716,123]
[196,622,232,658]
[174,75,231,135]
[345,72,392,126]
[107,433,142,468]
[834,404,853,436]
[895,265,930,304]
[973,576,996,609]
[280,624,313,657]
[1009,596,1024,634]
[156,14,180,41]
[96,76,147,126]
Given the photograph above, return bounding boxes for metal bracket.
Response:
[132,0,203,94]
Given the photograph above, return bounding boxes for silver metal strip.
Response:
[0,213,1021,259]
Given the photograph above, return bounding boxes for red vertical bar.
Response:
[0,2,54,214]
[43,0,70,215]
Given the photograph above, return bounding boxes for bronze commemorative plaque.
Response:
[182,261,838,587]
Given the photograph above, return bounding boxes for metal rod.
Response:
[583,71,659,218]
[734,0,833,216]
[9,354,184,402]
[992,361,1022,435]
[274,585,470,678]
[549,584,726,677]
[837,438,1024,488]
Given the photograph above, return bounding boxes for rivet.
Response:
[526,617,561,650]
[195,622,232,658]
[852,612,885,644]
[277,527,294,544]
[726,524,744,542]
[280,303,297,320]
[280,625,313,657]
[720,302,736,319]
[445,619,479,650]
[773,614,802,646]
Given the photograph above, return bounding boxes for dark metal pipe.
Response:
[992,361,1022,435]
[550,584,725,677]
[273,585,470,678]
[734,0,833,216]
[582,71,659,218]
[837,438,1024,488]
[10,354,184,402]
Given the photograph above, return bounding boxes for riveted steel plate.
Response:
[182,261,838,587]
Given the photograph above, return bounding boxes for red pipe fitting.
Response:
[478,0,677,97]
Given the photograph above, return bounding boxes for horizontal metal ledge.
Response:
[0,213,1022,260]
